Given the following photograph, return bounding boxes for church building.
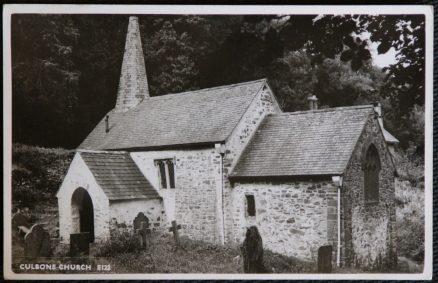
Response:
[57,16,399,268]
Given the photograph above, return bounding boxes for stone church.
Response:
[57,16,399,268]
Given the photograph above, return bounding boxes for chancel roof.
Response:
[80,151,159,200]
[79,79,267,150]
[231,105,376,177]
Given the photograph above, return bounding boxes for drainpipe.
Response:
[332,175,343,267]
[215,143,226,245]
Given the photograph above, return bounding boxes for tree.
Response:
[366,15,425,152]
[11,14,425,150]
[236,14,425,150]
[266,50,385,112]
[141,15,242,95]
[71,15,126,143]
[12,15,80,147]
[367,15,425,110]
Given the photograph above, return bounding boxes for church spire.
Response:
[115,16,150,113]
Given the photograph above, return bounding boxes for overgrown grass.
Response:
[391,148,425,263]
[12,143,74,209]
[96,231,316,273]
[394,179,424,263]
[95,230,142,257]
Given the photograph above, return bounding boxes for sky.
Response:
[360,31,398,68]
[371,43,398,68]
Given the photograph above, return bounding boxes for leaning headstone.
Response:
[133,212,149,230]
[12,212,29,233]
[18,225,31,236]
[70,232,90,257]
[24,224,51,259]
[317,245,333,273]
[241,226,266,273]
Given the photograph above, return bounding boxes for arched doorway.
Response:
[71,187,94,242]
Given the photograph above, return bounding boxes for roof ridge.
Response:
[271,104,374,116]
[79,149,128,154]
[147,78,267,100]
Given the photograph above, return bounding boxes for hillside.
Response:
[12,143,74,210]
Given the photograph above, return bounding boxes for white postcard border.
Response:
[2,4,433,280]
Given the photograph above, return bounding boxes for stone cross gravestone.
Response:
[70,232,90,257]
[168,220,182,247]
[317,245,333,273]
[137,221,151,250]
[241,226,266,273]
[134,212,151,250]
[23,224,51,259]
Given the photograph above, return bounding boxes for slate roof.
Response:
[80,151,160,200]
[79,79,267,150]
[231,105,375,177]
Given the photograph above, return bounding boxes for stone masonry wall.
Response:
[232,180,338,261]
[130,149,223,243]
[109,198,163,231]
[342,114,397,269]
[57,153,110,243]
[223,85,279,243]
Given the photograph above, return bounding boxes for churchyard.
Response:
[11,206,422,274]
[10,143,424,274]
[11,208,317,274]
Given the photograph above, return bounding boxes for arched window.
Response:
[364,144,381,203]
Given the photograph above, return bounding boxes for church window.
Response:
[363,144,381,203]
[168,160,175,188]
[155,159,175,189]
[246,195,256,217]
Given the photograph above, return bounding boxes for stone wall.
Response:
[109,198,163,231]
[232,180,338,261]
[342,114,397,269]
[57,153,110,243]
[130,85,280,245]
[130,149,223,243]
[223,85,279,242]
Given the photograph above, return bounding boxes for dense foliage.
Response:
[11,14,425,156]
[12,143,74,209]
[395,179,424,263]
[95,230,141,257]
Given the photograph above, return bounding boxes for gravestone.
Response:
[241,226,266,273]
[133,212,149,230]
[168,220,182,247]
[12,212,29,234]
[134,213,151,250]
[137,221,151,250]
[24,224,51,259]
[70,232,90,257]
[317,245,333,273]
